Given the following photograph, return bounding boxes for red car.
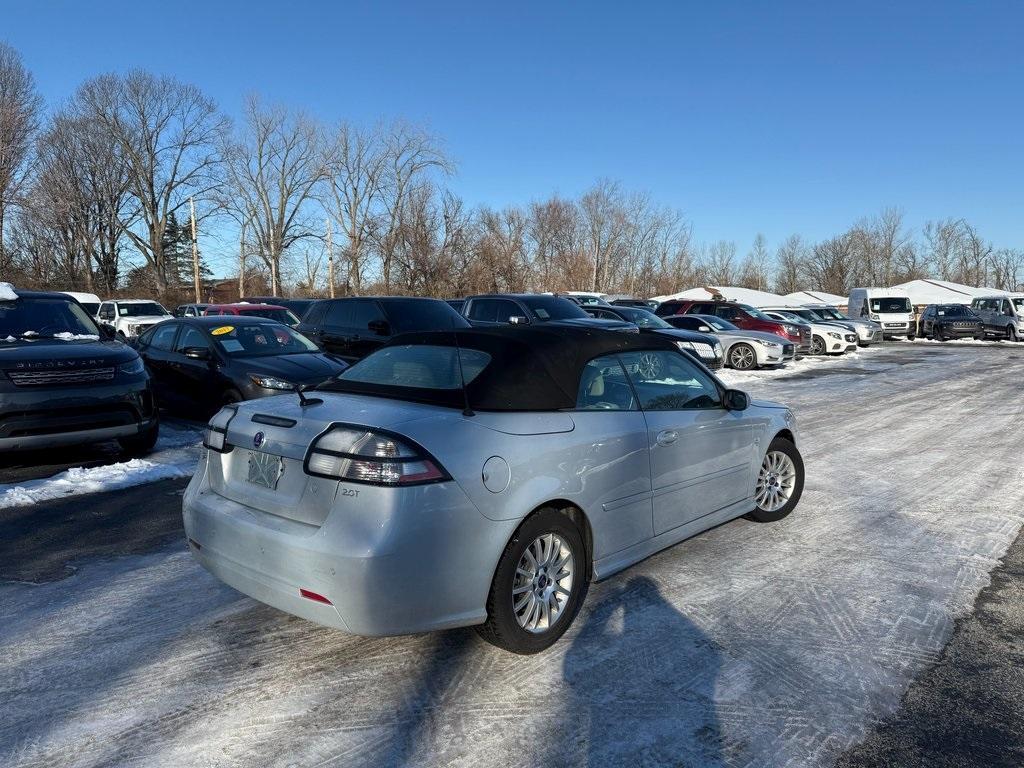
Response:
[203,303,300,327]
[655,299,811,353]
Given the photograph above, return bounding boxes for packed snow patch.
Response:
[53,332,100,341]
[0,282,17,301]
[0,423,202,509]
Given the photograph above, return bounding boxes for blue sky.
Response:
[4,0,1023,272]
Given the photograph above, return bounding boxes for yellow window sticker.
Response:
[211,325,234,336]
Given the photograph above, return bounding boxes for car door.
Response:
[139,322,182,407]
[572,354,654,556]
[317,300,355,357]
[349,299,388,359]
[920,307,933,335]
[173,324,221,415]
[619,348,755,535]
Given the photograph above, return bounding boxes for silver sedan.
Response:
[183,327,804,653]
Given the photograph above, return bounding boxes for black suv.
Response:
[462,294,637,332]
[0,287,158,453]
[298,297,471,362]
[920,304,984,341]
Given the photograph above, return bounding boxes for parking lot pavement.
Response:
[1,342,1023,767]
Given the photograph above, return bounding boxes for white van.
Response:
[847,287,916,340]
[970,294,1024,341]
[59,291,102,317]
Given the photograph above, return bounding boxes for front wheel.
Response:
[1009,326,1020,342]
[728,343,757,370]
[749,437,804,523]
[476,507,588,654]
[810,335,826,355]
[118,419,159,457]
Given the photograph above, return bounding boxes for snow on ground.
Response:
[2,344,1024,767]
[0,423,202,509]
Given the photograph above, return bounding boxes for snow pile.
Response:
[0,423,202,510]
[893,279,1009,306]
[784,290,847,306]
[53,332,100,341]
[0,282,17,301]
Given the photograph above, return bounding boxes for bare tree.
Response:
[77,71,228,299]
[991,248,1024,291]
[773,234,809,294]
[0,43,42,269]
[374,121,451,293]
[701,241,738,285]
[738,233,771,290]
[223,95,325,295]
[579,179,627,291]
[323,122,387,294]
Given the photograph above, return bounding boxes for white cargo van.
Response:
[847,287,916,340]
[59,291,101,316]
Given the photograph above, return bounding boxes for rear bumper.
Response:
[182,460,516,636]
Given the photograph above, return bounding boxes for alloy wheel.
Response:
[756,450,797,513]
[512,533,575,634]
[729,344,755,370]
[811,336,826,355]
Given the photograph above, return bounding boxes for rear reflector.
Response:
[300,588,333,605]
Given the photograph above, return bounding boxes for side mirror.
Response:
[367,319,391,336]
[183,346,211,360]
[723,389,749,411]
[698,325,711,332]
[509,315,528,325]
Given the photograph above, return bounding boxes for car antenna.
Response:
[452,327,475,417]
[296,383,322,407]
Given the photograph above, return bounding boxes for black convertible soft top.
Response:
[318,326,682,411]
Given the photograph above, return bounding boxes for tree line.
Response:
[1,42,1021,304]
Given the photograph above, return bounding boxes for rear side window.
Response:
[340,345,491,389]
[654,301,681,316]
[324,300,355,327]
[576,355,636,410]
[302,301,327,326]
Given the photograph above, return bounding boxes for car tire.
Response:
[748,437,804,523]
[476,506,589,654]
[810,335,826,355]
[1010,326,1020,342]
[935,327,946,341]
[118,418,160,457]
[728,343,757,370]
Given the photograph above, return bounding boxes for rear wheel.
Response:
[810,335,826,355]
[476,507,588,654]
[748,437,804,523]
[728,343,757,370]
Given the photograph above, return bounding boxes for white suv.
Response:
[97,299,172,339]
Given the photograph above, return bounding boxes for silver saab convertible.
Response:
[183,327,803,654]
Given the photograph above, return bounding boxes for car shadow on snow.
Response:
[543,575,725,767]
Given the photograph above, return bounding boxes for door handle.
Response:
[656,430,678,446]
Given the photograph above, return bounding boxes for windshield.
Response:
[1013,298,1024,313]
[694,315,737,331]
[814,306,846,320]
[241,308,300,325]
[0,297,100,339]
[613,307,671,328]
[120,302,169,317]
[935,305,975,317]
[522,296,588,321]
[784,309,818,322]
[870,297,911,313]
[743,305,778,322]
[339,345,490,389]
[211,323,319,357]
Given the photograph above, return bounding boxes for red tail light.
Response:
[304,424,450,486]
[300,588,333,605]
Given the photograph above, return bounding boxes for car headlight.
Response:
[754,339,781,348]
[118,357,145,375]
[675,341,695,351]
[827,331,842,340]
[870,314,880,321]
[785,325,800,334]
[713,341,723,357]
[203,405,237,452]
[249,373,295,391]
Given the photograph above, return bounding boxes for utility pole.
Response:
[238,221,247,299]
[189,197,201,302]
[326,218,335,298]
